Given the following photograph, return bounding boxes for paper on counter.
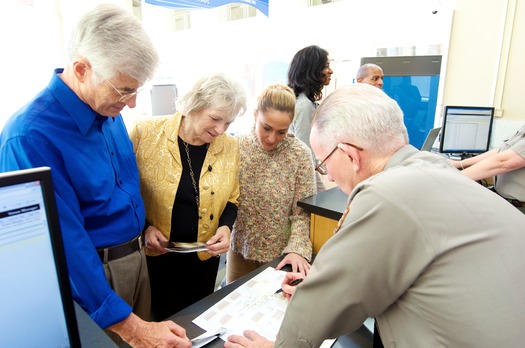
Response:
[190,327,226,348]
[193,267,335,346]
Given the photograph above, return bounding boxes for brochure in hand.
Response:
[161,241,208,253]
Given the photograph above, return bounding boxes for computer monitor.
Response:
[0,167,81,347]
[439,105,495,154]
[151,84,177,116]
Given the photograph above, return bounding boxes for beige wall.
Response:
[500,0,525,123]
[444,0,524,145]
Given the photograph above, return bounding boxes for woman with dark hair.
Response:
[288,45,333,192]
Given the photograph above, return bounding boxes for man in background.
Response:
[0,4,191,347]
[356,63,384,89]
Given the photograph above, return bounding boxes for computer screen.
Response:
[0,167,81,348]
[439,106,495,154]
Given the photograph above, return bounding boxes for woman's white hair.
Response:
[177,73,247,121]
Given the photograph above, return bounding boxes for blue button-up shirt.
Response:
[0,69,145,328]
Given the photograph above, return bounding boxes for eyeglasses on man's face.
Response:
[315,142,364,175]
[106,80,142,103]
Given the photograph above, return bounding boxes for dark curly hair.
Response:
[287,45,329,103]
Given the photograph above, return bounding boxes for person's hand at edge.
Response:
[144,225,169,254]
[224,329,274,348]
[279,272,304,301]
[109,312,191,348]
[206,225,230,257]
[276,252,310,276]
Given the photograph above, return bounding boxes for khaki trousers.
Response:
[226,250,265,285]
[102,248,150,345]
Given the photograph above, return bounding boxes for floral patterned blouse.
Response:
[231,129,316,263]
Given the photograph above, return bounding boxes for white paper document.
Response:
[193,267,335,346]
[190,327,226,348]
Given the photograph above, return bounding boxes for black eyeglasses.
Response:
[315,143,364,175]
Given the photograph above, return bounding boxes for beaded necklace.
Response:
[181,120,201,208]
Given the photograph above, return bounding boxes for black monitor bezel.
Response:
[439,105,495,154]
[0,167,81,347]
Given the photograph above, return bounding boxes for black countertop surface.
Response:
[298,186,349,220]
[75,302,118,347]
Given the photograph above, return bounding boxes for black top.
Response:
[170,137,237,242]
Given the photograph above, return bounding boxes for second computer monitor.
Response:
[439,105,494,155]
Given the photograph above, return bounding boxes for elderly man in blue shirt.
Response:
[0,4,191,348]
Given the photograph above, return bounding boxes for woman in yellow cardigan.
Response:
[129,73,247,320]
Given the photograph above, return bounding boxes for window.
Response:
[309,0,343,6]
[228,3,256,21]
[173,10,190,31]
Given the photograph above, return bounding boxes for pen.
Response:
[275,278,304,294]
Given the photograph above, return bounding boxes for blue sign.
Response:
[145,0,269,17]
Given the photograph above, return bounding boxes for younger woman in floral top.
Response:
[226,84,316,284]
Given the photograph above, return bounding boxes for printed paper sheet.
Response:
[193,267,335,346]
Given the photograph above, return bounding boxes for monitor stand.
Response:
[448,153,478,161]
